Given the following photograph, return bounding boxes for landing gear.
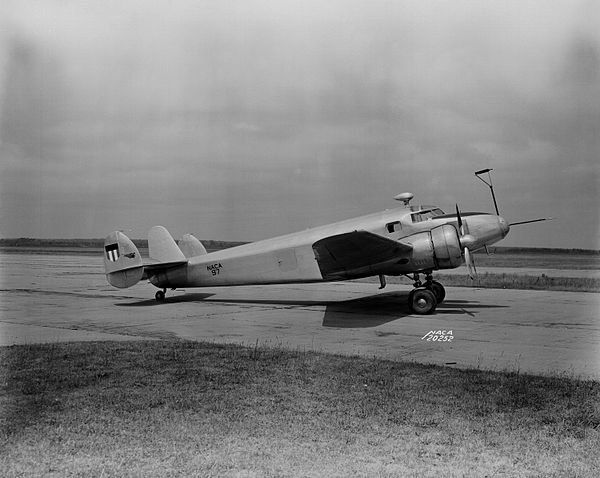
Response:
[155,289,166,302]
[426,280,446,304]
[408,288,437,314]
[406,272,446,314]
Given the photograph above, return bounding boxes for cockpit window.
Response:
[411,208,445,223]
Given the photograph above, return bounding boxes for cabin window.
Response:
[386,221,401,233]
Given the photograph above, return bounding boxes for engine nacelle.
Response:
[430,224,462,269]
[403,224,462,272]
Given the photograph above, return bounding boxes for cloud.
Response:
[1,1,598,247]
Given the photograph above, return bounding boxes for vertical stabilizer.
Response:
[104,231,144,288]
[179,233,208,258]
[148,226,186,262]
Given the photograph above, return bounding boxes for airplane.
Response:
[103,169,549,314]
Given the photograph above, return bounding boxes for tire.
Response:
[409,288,437,315]
[155,290,165,302]
[408,289,416,309]
[427,280,446,304]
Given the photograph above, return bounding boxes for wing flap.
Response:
[312,231,412,280]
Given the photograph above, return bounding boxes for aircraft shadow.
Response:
[321,294,507,328]
[118,293,216,307]
[117,290,507,328]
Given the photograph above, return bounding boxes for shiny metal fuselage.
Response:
[151,206,509,289]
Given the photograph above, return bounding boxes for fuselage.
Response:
[148,205,509,289]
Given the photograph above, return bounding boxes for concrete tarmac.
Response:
[1,252,599,379]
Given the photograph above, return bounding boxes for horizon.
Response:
[2,236,599,253]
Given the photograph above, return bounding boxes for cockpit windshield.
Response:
[410,207,445,223]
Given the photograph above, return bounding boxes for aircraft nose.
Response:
[498,216,510,237]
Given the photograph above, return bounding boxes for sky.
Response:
[0,0,599,248]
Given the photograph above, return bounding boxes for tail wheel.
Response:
[426,280,446,304]
[408,288,437,315]
[155,290,166,302]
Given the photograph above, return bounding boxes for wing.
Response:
[312,230,412,280]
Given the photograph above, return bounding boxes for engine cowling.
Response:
[401,224,462,272]
[430,224,462,269]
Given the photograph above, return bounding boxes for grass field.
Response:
[2,340,599,477]
[361,272,600,293]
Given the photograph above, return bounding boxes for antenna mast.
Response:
[475,168,499,215]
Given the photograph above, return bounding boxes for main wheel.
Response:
[408,288,437,315]
[155,290,166,302]
[426,280,446,304]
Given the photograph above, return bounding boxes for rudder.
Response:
[148,226,186,262]
[179,233,207,258]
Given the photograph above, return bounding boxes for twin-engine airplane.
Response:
[104,169,548,314]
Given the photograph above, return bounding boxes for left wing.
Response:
[312,230,412,280]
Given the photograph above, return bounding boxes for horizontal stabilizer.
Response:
[104,231,144,288]
[179,233,207,258]
[144,260,189,273]
[148,226,186,262]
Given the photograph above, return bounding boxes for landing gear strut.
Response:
[406,272,446,314]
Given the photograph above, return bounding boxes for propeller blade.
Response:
[457,203,476,277]
[464,247,478,280]
[455,204,469,235]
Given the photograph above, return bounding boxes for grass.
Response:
[438,272,600,292]
[361,273,600,293]
[1,341,599,477]
[473,250,600,270]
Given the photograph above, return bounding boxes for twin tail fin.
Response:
[103,231,144,288]
[104,227,206,289]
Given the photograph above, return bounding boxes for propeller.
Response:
[464,247,478,280]
[455,204,478,280]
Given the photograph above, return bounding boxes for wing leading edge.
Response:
[312,230,412,280]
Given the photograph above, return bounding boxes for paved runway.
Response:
[1,253,599,379]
